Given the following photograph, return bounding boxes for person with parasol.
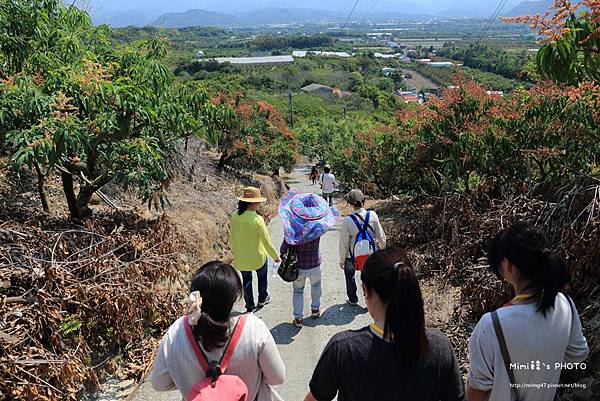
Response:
[278,189,339,327]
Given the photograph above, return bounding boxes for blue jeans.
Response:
[322,192,333,206]
[292,265,322,319]
[241,260,268,309]
[344,258,358,303]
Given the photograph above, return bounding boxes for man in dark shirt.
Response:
[305,327,465,401]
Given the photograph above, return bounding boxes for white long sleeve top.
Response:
[151,313,285,401]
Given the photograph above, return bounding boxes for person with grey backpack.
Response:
[467,222,589,401]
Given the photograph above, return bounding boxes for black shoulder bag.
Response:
[278,245,299,282]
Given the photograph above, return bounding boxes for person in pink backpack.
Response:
[151,261,286,401]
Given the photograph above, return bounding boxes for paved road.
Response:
[132,163,371,401]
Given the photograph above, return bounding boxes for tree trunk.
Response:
[34,163,50,213]
[61,171,80,219]
[60,172,93,219]
[75,186,95,219]
[218,152,231,169]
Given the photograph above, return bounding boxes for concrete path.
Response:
[132,163,371,401]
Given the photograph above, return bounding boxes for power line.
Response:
[362,0,379,24]
[472,0,510,48]
[342,0,360,29]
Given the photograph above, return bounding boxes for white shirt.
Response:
[319,173,336,194]
[339,208,387,261]
[468,293,588,401]
[151,314,286,401]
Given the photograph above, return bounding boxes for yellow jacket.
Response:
[230,211,279,271]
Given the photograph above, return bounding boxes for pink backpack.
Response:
[183,314,249,401]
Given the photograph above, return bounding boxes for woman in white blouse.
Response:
[467,222,588,401]
[151,261,285,400]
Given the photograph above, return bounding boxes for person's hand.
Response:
[275,257,281,264]
[339,261,345,270]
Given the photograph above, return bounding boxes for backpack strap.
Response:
[352,212,375,233]
[219,314,248,372]
[183,315,209,373]
[349,214,365,233]
[183,314,249,374]
[491,311,520,401]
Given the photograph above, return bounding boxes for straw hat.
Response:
[278,189,339,245]
[238,187,267,203]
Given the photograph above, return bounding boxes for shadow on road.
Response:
[270,323,302,345]
[304,303,368,328]
[270,303,368,345]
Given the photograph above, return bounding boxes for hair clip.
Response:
[188,290,203,326]
[393,262,403,273]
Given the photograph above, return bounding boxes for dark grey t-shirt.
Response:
[309,327,465,401]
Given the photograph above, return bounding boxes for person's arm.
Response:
[565,298,589,362]
[307,338,340,401]
[372,212,387,249]
[439,340,466,401]
[150,333,177,392]
[466,315,494,401]
[338,219,350,268]
[258,216,280,262]
[257,320,286,385]
[229,217,236,255]
[466,385,490,401]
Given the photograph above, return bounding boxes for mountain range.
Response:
[90,0,557,28]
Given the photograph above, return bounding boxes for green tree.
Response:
[0,0,211,218]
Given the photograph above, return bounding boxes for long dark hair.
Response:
[190,261,243,351]
[361,248,429,368]
[238,200,250,215]
[488,222,569,316]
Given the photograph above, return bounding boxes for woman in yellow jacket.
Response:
[230,187,281,312]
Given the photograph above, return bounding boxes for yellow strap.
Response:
[370,323,384,336]
[511,293,533,303]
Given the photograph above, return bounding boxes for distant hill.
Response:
[503,0,553,16]
[237,7,340,24]
[92,9,161,27]
[152,9,242,28]
[436,8,487,17]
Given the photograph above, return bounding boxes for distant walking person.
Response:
[339,189,386,306]
[151,261,286,401]
[310,165,319,185]
[305,248,465,401]
[279,190,339,327]
[230,187,281,312]
[318,165,336,206]
[467,222,588,401]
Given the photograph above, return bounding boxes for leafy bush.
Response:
[206,94,299,174]
[305,78,599,199]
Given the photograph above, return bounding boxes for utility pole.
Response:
[288,92,294,128]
